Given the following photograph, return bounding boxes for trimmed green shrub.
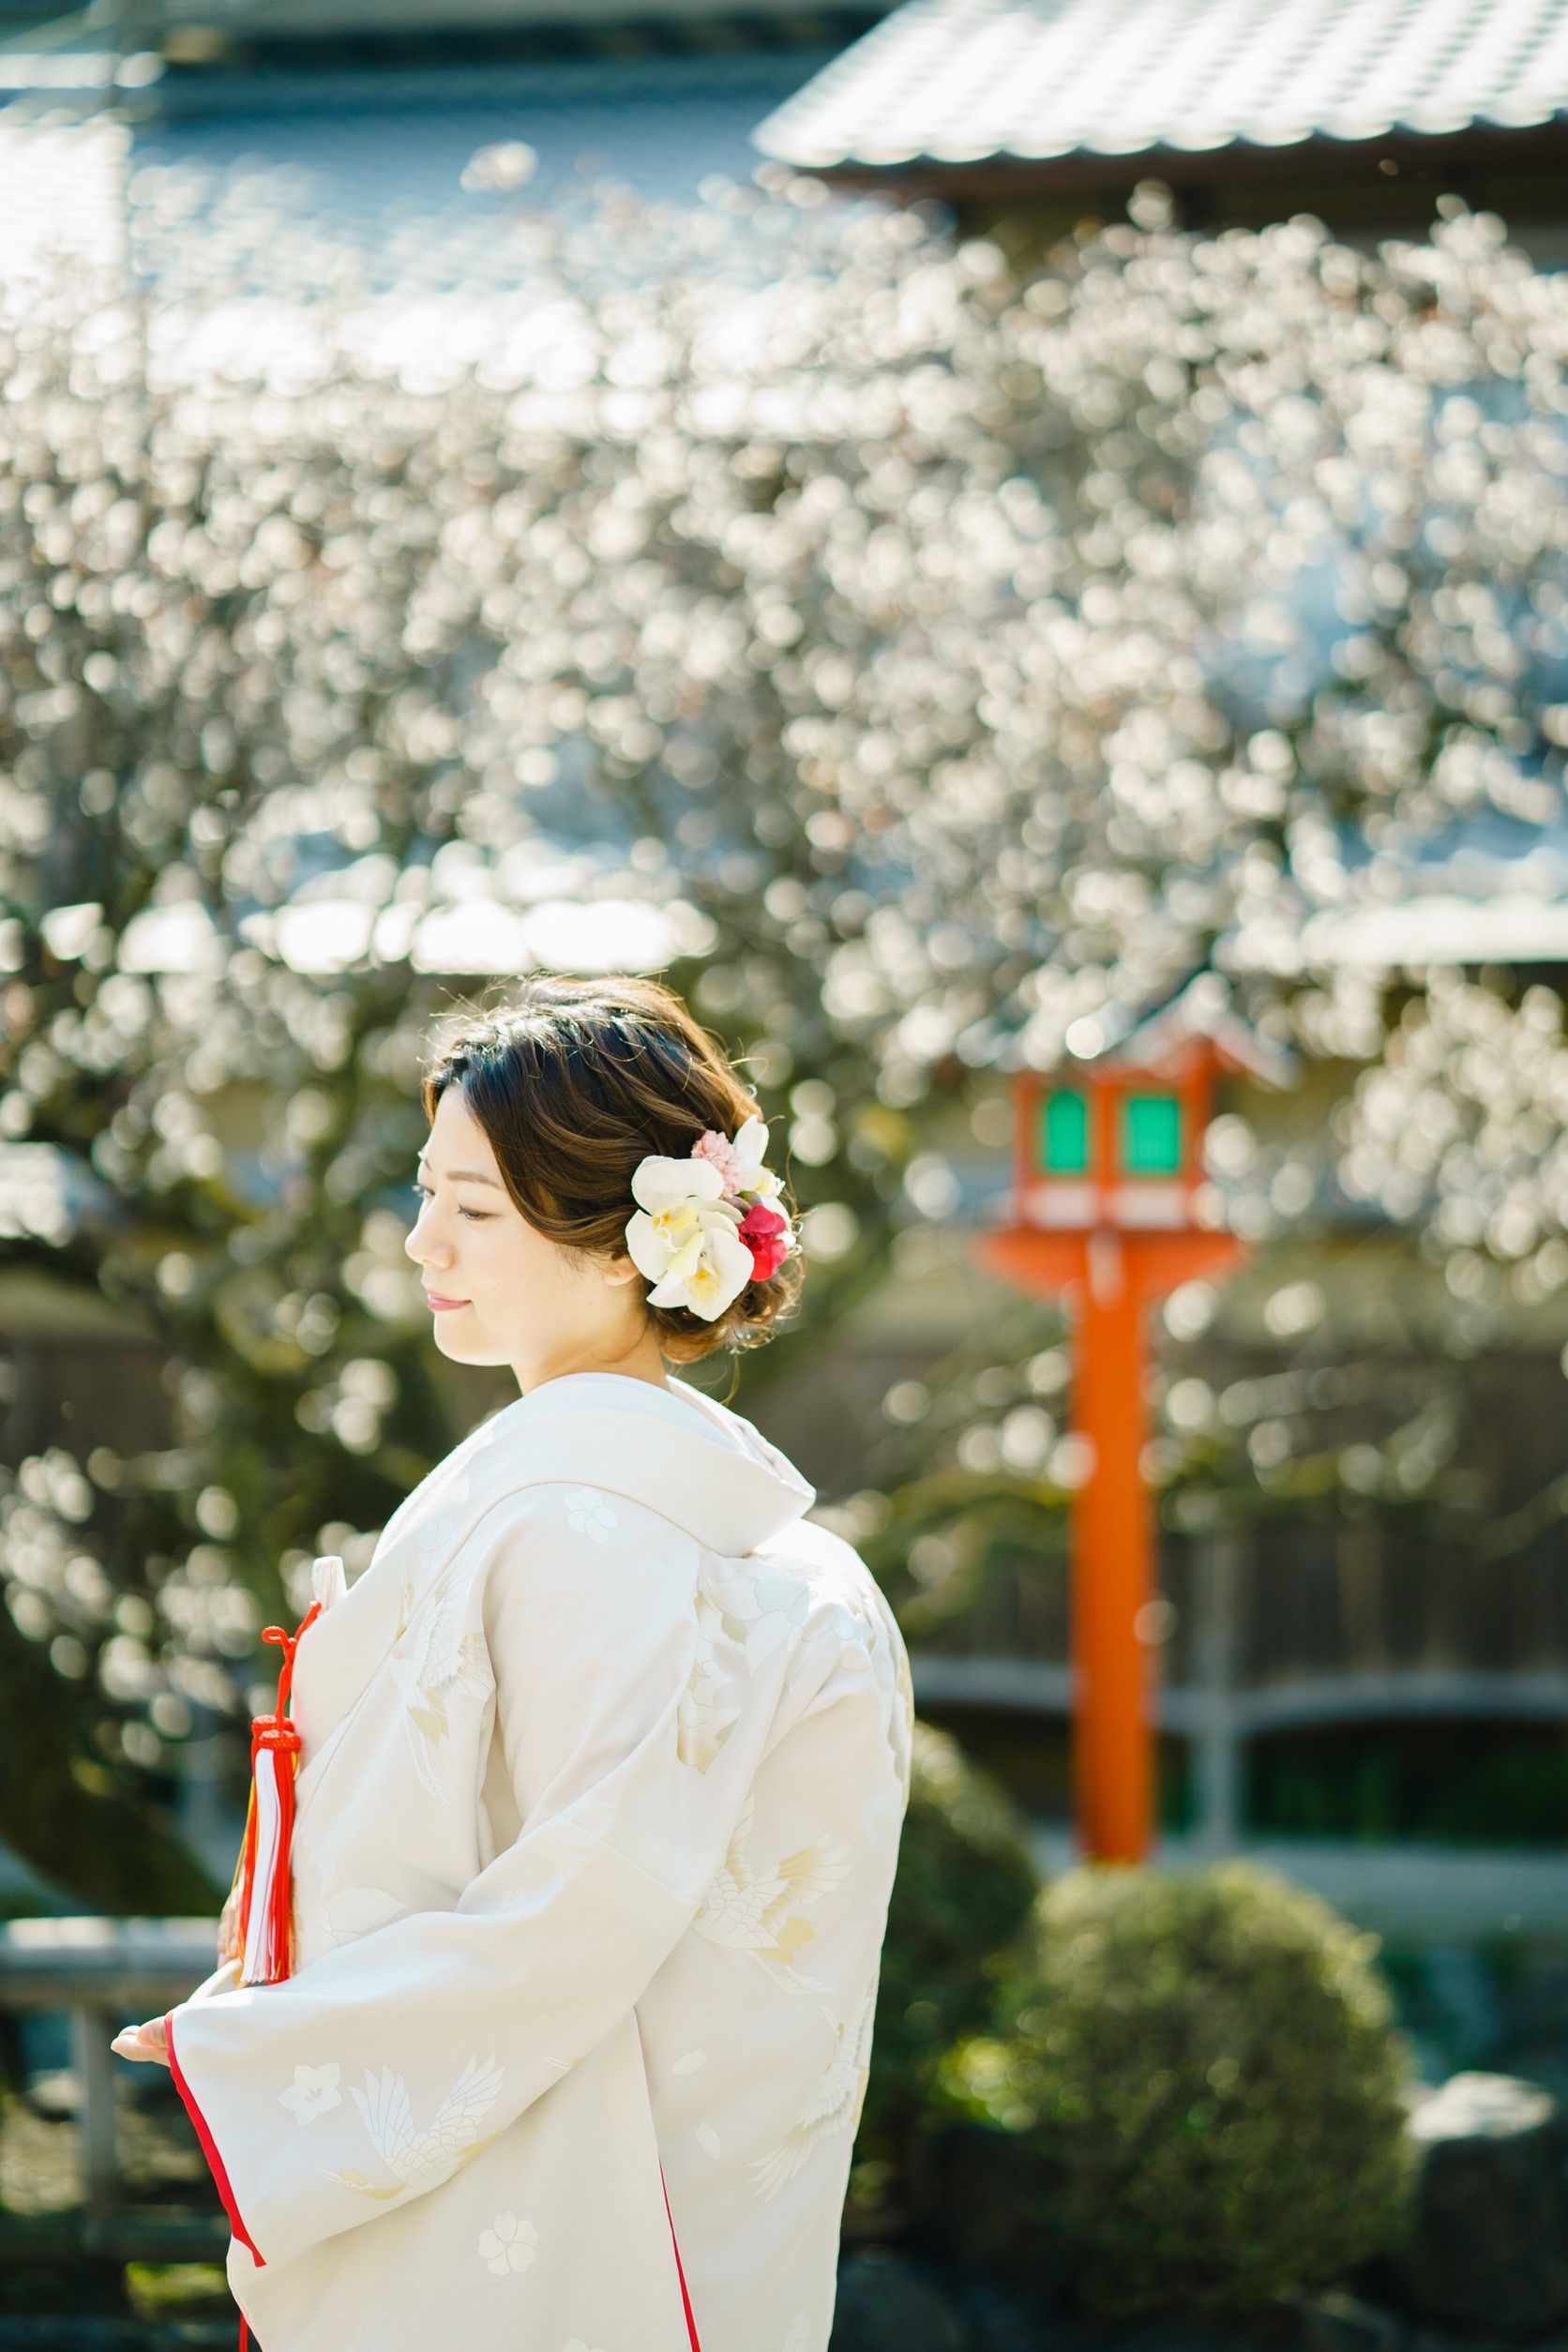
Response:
[948,1862,1413,2316]
[860,1723,1039,2161]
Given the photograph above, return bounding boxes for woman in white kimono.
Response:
[113,976,912,2352]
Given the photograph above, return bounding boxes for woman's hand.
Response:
[111,2016,171,2068]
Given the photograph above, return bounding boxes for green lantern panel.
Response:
[1039,1090,1090,1174]
[1122,1093,1183,1176]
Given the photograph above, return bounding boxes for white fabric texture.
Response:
[167,1375,912,2352]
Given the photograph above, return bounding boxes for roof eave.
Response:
[758,114,1568,198]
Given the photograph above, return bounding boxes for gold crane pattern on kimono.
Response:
[750,1977,878,2204]
[323,2054,506,2201]
[694,1795,850,1990]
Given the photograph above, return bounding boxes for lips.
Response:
[423,1290,470,1312]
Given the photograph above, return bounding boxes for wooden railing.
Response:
[0,1916,224,2259]
[913,1520,1568,1685]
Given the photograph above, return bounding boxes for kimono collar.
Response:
[287,1376,816,1808]
[490,1376,815,1559]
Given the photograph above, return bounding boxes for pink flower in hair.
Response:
[691,1129,746,1196]
[690,1116,781,1204]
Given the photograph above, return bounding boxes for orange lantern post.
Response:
[976,996,1273,1862]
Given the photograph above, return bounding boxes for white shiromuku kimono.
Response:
[167,1373,912,2352]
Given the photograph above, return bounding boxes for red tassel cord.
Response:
[206,1600,324,2352]
[227,1603,321,1990]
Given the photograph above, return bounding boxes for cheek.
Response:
[502,1222,600,1313]
[469,1217,552,1305]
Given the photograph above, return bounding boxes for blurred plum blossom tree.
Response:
[1340,972,1568,1307]
[0,155,1563,1889]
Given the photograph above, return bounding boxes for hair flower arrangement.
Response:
[626,1117,794,1321]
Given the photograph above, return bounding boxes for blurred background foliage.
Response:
[942,1862,1414,2319]
[856,1724,1039,2202]
[2,177,1565,1890]
[0,137,1565,2335]
[855,1746,1419,2320]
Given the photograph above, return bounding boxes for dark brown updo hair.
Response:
[422,975,801,1364]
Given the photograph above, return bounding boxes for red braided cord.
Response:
[234,1602,321,1986]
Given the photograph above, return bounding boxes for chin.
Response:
[430,1314,480,1363]
[431,1315,512,1369]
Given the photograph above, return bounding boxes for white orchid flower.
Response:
[730,1116,783,1199]
[626,1152,754,1320]
[652,1216,755,1320]
[630,1153,727,1216]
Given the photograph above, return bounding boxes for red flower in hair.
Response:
[738,1200,791,1282]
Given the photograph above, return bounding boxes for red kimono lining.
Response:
[663,2172,703,2352]
[164,2009,266,2269]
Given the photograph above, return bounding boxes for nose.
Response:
[405,1199,450,1272]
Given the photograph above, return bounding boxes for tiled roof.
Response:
[0,47,845,295]
[753,0,1568,171]
[1233,815,1568,976]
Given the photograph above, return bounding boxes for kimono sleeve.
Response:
[164,1492,797,2275]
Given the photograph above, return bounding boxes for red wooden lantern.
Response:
[976,985,1283,1862]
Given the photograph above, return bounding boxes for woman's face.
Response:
[404,1084,652,1388]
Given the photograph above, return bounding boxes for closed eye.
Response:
[413,1180,491,1223]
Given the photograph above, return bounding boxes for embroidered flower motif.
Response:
[563,1487,617,1542]
[783,2321,813,2352]
[478,2211,538,2276]
[708,1560,810,1671]
[695,2121,722,2158]
[677,1560,809,1772]
[279,2061,341,2126]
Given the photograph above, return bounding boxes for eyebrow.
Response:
[416,1161,505,1188]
